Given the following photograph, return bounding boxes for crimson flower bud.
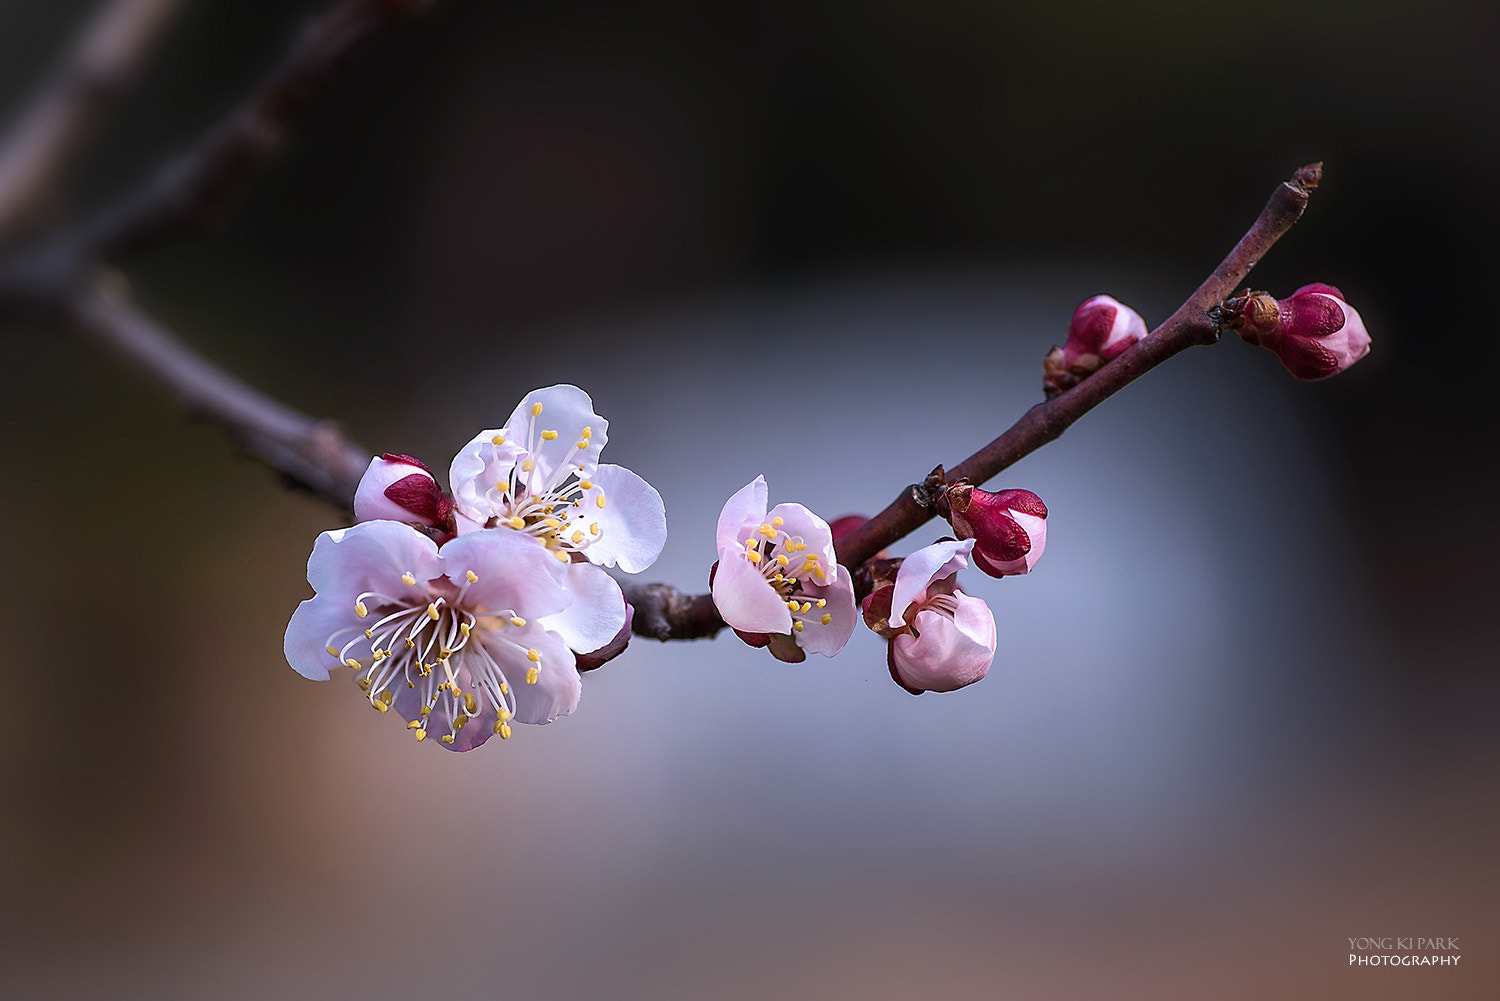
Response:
[353,453,456,536]
[1228,283,1370,381]
[1043,294,1148,397]
[939,484,1047,577]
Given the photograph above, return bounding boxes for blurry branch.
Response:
[0,0,186,246]
[0,0,1323,647]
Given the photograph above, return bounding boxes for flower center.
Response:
[739,518,834,634]
[482,403,606,561]
[321,569,548,744]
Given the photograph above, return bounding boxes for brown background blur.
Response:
[2,1,1496,998]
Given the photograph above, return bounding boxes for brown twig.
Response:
[0,0,187,245]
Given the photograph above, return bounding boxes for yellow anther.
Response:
[498,723,512,739]
[453,715,469,731]
[510,616,526,627]
[427,603,440,621]
[498,708,512,722]
[407,680,415,688]
[500,682,509,695]
[576,440,588,450]
[571,531,584,544]
[420,706,432,716]
[407,719,422,730]
[415,728,428,741]
[580,480,593,490]
[460,623,471,637]
[531,402,543,416]
[364,629,373,639]
[527,648,542,663]
[526,666,539,685]
[507,516,525,529]
[590,523,601,535]
[325,645,339,656]
[373,651,386,662]
[405,638,415,649]
[464,693,477,714]
[521,459,534,473]
[541,429,559,441]
[543,517,561,529]
[357,678,371,691]
[373,699,390,713]
[787,600,799,611]
[465,570,478,583]
[439,648,452,658]
[354,601,368,618]
[401,572,416,586]
[814,566,826,580]
[440,734,455,744]
[794,620,805,632]
[553,550,569,562]
[491,434,506,446]
[345,657,362,670]
[821,613,832,625]
[581,426,592,439]
[817,598,826,608]
[772,516,784,527]
[760,524,777,539]
[379,690,394,705]
[744,549,761,563]
[801,602,812,614]
[776,555,789,566]
[596,493,607,509]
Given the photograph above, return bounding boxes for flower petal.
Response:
[766,502,837,568]
[711,548,793,634]
[793,566,858,657]
[539,561,628,653]
[716,476,768,553]
[283,595,349,681]
[305,521,441,596]
[582,463,667,573]
[890,598,995,693]
[504,384,609,485]
[448,430,526,524]
[482,625,582,725]
[890,539,973,628]
[438,529,570,620]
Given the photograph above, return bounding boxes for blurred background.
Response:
[1,1,1496,998]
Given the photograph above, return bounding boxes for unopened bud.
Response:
[1226,283,1370,381]
[1043,294,1148,397]
[940,484,1047,577]
[353,453,455,532]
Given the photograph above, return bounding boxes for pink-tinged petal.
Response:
[454,507,486,535]
[504,384,608,484]
[889,597,996,694]
[890,539,973,628]
[448,429,526,522]
[1270,331,1340,380]
[539,562,627,653]
[353,455,446,525]
[1292,282,1345,300]
[716,476,768,553]
[575,601,633,672]
[305,521,441,596]
[794,566,857,657]
[283,596,349,681]
[766,502,837,568]
[584,463,667,572]
[484,625,581,725]
[438,529,569,620]
[712,549,794,634]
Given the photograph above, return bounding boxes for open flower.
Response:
[862,539,996,694]
[447,385,666,653]
[711,476,857,662]
[285,521,581,749]
[938,484,1047,577]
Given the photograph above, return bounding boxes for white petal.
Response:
[766,502,837,568]
[711,549,793,634]
[483,625,582,725]
[305,521,441,596]
[438,529,570,619]
[504,385,608,485]
[794,566,858,657]
[448,430,526,523]
[583,463,667,572]
[890,539,973,628]
[283,595,348,681]
[539,562,627,653]
[715,476,767,553]
[890,601,995,693]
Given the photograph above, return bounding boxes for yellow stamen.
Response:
[354,601,368,618]
[526,648,542,662]
[553,550,569,562]
[491,434,506,446]
[440,734,455,744]
[526,666,539,685]
[521,459,534,473]
[596,493,607,509]
[772,516,784,527]
[415,728,428,741]
[498,723,512,739]
[325,645,339,656]
[507,516,525,529]
[581,426,592,439]
[590,523,600,536]
[464,693,477,714]
[510,616,526,627]
[821,613,832,625]
[776,555,789,565]
[345,657,362,670]
[531,402,543,416]
[407,719,422,730]
[541,429,559,441]
[794,620,804,632]
[427,603,440,621]
[572,531,584,544]
[465,570,478,583]
[401,572,416,586]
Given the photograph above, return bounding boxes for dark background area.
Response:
[2,1,1495,998]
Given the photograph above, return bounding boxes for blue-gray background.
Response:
[2,1,1494,998]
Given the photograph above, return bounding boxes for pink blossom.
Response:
[1230,283,1371,381]
[710,476,857,662]
[284,521,581,749]
[1044,294,1148,396]
[353,453,456,539]
[862,539,996,694]
[939,484,1047,578]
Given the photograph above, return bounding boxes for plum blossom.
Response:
[284,520,581,749]
[711,476,857,662]
[447,385,666,654]
[1044,294,1148,397]
[353,453,456,539]
[862,539,996,694]
[1228,283,1371,381]
[938,484,1047,578]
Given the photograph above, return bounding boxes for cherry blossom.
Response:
[711,476,857,662]
[285,520,581,749]
[862,539,997,694]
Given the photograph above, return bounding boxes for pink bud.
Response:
[353,453,455,532]
[940,484,1047,578]
[1044,294,1148,397]
[1229,284,1371,381]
